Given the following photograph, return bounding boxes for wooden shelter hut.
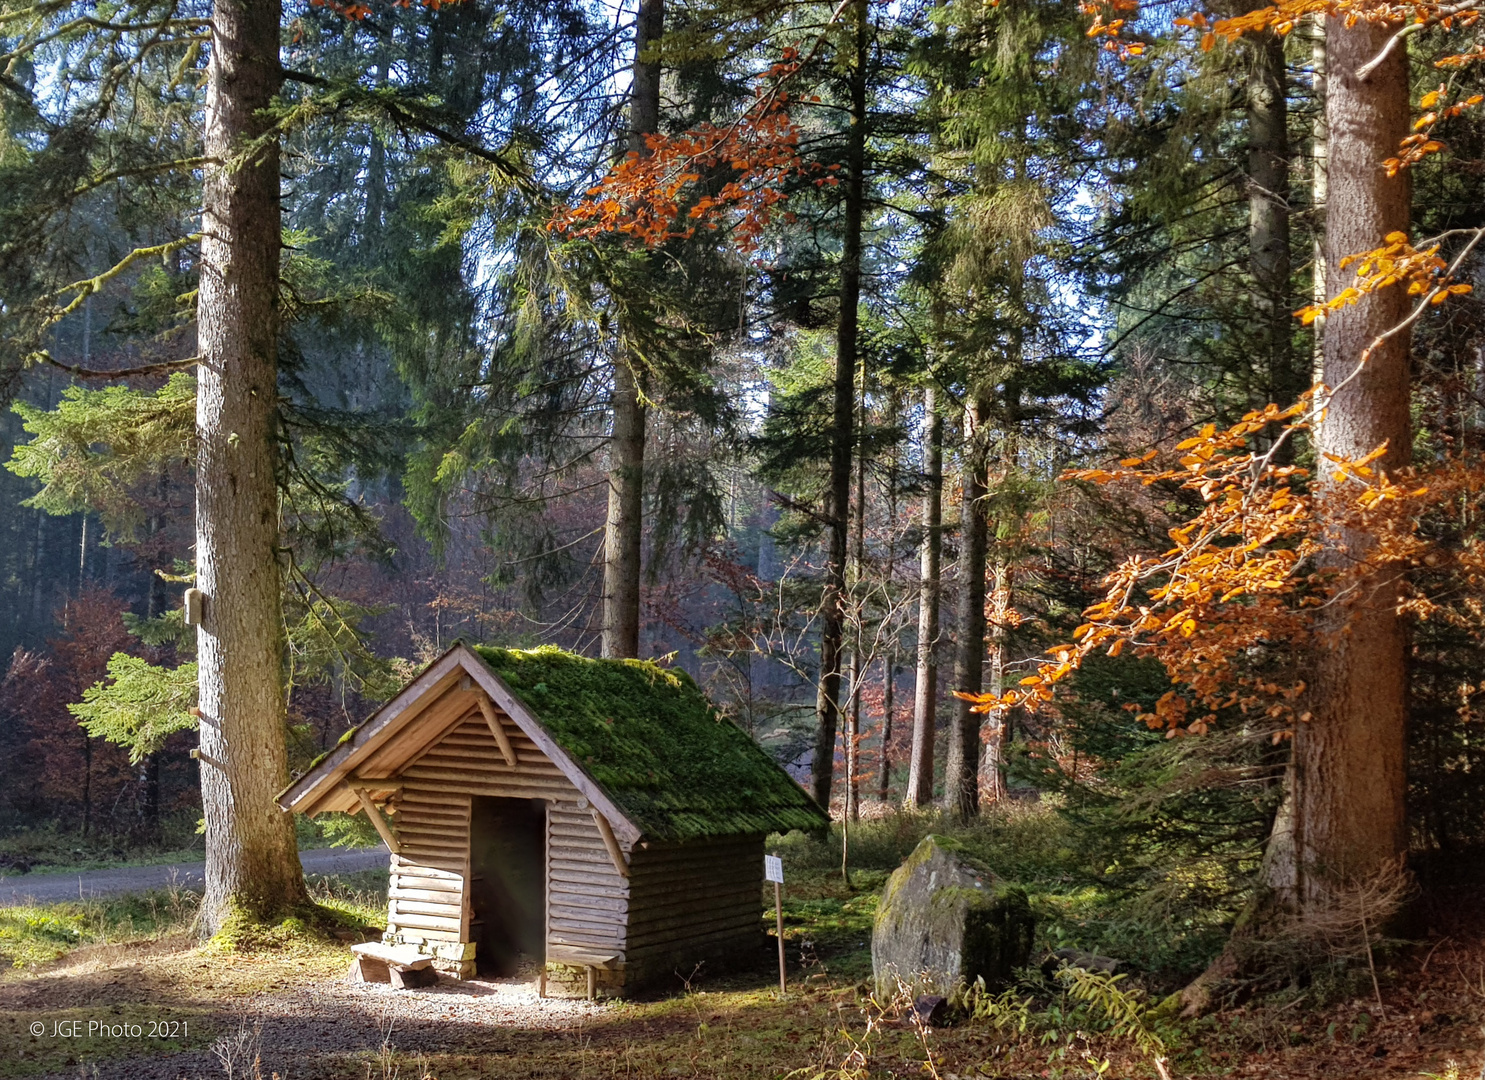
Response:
[278,644,828,996]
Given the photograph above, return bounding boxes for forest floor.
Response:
[1,833,1482,1079]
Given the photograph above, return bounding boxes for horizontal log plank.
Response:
[390,874,462,893]
[387,911,463,932]
[391,858,462,879]
[625,917,765,954]
[391,899,464,918]
[389,886,464,904]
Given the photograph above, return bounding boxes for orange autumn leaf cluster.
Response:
[1201,0,1480,44]
[1386,85,1485,173]
[1080,0,1147,57]
[549,57,814,254]
[1294,231,1471,325]
[958,397,1447,739]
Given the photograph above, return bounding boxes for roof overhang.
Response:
[276,643,642,845]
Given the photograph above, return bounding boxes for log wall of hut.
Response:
[623,835,766,988]
[368,695,766,994]
[382,702,641,986]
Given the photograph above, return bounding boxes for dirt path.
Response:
[0,848,390,905]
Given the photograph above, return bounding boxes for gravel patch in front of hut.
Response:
[30,971,609,1080]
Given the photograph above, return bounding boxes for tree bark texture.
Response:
[945,400,989,821]
[811,0,868,810]
[1247,25,1297,408]
[1310,16,1328,391]
[601,0,663,661]
[603,356,646,659]
[878,420,899,804]
[197,0,306,934]
[906,384,942,808]
[1277,15,1412,907]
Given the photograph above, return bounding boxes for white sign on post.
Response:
[764,855,784,884]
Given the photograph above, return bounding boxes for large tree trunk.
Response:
[196,0,307,934]
[1247,24,1296,409]
[906,384,942,808]
[811,0,868,809]
[944,399,989,821]
[602,0,663,661]
[1183,13,1410,1014]
[1287,13,1412,903]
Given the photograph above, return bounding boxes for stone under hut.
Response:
[278,643,827,997]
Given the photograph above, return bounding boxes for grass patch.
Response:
[771,802,1234,992]
[0,886,199,970]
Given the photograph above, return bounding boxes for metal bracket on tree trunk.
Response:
[189,747,226,770]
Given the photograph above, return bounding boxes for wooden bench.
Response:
[543,945,621,1000]
[349,942,438,989]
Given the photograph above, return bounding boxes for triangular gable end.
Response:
[277,644,642,846]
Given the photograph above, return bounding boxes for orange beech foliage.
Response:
[549,54,818,254]
[1296,231,1473,325]
[1080,0,1147,56]
[957,399,1471,740]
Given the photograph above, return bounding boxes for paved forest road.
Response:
[0,846,390,905]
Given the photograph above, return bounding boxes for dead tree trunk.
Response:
[979,555,1011,803]
[906,384,942,809]
[197,0,307,934]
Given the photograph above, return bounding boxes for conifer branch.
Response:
[31,352,200,380]
[0,15,209,64]
[278,67,530,187]
[41,233,202,322]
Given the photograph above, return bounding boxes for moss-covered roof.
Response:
[471,645,828,842]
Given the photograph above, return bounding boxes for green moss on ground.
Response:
[471,645,829,841]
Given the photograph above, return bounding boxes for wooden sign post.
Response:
[765,854,785,995]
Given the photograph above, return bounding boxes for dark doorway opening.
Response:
[468,796,545,976]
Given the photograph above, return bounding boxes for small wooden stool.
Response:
[349,942,438,989]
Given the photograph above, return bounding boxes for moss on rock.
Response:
[871,835,1034,997]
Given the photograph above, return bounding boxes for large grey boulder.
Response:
[872,835,1034,997]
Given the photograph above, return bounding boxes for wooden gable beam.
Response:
[452,644,643,847]
[279,648,469,813]
[591,808,629,878]
[472,685,518,768]
[348,782,400,854]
